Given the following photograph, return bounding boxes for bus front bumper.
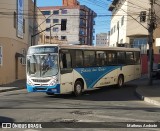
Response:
[26,84,60,94]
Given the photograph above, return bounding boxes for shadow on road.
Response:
[0,116,14,127]
[46,83,140,101]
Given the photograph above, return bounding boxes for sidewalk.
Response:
[135,77,160,107]
[0,79,26,93]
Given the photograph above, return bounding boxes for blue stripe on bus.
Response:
[26,84,60,94]
[75,66,121,88]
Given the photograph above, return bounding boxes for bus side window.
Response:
[117,52,126,64]
[126,52,134,65]
[134,52,140,64]
[107,51,117,65]
[60,50,71,69]
[75,50,83,67]
[96,51,107,66]
[84,51,96,67]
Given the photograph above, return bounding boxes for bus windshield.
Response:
[27,54,58,77]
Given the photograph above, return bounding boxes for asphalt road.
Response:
[0,83,160,131]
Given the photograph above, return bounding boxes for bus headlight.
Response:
[27,79,34,86]
[49,77,58,86]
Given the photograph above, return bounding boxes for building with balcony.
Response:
[0,0,45,85]
[39,0,96,45]
[96,33,109,46]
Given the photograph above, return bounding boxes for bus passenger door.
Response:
[60,50,73,93]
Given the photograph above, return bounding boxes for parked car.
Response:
[153,63,160,79]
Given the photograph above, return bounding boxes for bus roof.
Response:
[29,44,140,52]
[59,44,140,52]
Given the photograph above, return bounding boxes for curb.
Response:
[0,87,25,93]
[135,88,160,107]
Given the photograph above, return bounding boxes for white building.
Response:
[109,0,150,53]
[96,33,109,46]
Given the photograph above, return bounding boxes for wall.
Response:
[0,38,27,84]
[126,0,149,37]
[109,0,128,46]
[0,0,30,84]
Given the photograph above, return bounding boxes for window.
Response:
[53,10,59,15]
[23,19,25,33]
[14,12,16,28]
[107,51,117,65]
[46,36,50,39]
[53,27,59,32]
[111,28,113,35]
[41,11,50,15]
[114,26,116,33]
[121,16,124,26]
[61,10,67,14]
[84,51,95,67]
[0,46,2,65]
[117,21,119,29]
[134,52,140,64]
[126,52,134,65]
[60,50,71,69]
[46,19,51,23]
[46,27,51,32]
[53,36,58,39]
[21,49,26,65]
[61,36,67,40]
[117,52,125,64]
[75,50,83,67]
[96,51,107,66]
[61,19,67,31]
[140,11,146,22]
[120,39,123,43]
[53,19,59,23]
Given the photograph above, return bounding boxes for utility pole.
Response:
[32,0,37,46]
[148,0,155,85]
[50,24,52,44]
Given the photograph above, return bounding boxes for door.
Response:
[60,50,73,93]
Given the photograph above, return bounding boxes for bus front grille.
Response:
[35,87,47,91]
[32,79,50,83]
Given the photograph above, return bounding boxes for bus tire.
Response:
[74,81,83,96]
[117,75,124,88]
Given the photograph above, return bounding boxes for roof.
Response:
[39,5,97,16]
[39,5,80,10]
[108,0,119,11]
[29,44,140,52]
[59,44,140,51]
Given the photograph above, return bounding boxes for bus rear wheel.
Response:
[117,75,124,88]
[74,81,83,96]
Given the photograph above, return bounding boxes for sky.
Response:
[37,0,112,41]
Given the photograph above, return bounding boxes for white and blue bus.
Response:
[26,44,141,96]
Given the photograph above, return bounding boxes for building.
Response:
[28,1,46,45]
[153,1,160,55]
[108,0,150,54]
[0,0,45,85]
[96,33,109,46]
[39,0,96,45]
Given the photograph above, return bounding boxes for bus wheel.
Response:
[117,75,124,88]
[74,81,83,96]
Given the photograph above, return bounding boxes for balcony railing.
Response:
[79,31,86,36]
[93,20,95,25]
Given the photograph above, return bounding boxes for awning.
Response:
[15,53,24,58]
